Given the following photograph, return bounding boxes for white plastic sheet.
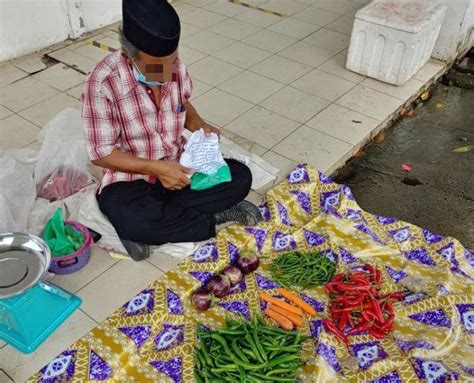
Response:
[0,149,37,233]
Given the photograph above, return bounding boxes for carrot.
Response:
[268,304,304,327]
[265,307,294,330]
[277,288,317,316]
[260,292,303,316]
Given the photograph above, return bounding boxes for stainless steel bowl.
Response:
[0,233,51,299]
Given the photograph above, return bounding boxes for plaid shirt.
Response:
[82,50,193,193]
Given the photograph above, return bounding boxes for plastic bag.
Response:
[42,208,84,256]
[180,129,231,190]
[34,108,94,186]
[0,149,38,233]
[37,165,92,201]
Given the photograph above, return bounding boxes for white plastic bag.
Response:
[34,108,93,186]
[0,149,38,233]
[180,129,225,175]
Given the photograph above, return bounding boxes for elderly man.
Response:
[82,0,261,260]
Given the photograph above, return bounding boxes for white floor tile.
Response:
[326,16,354,35]
[0,63,28,88]
[12,54,47,74]
[251,55,312,85]
[209,18,261,40]
[261,86,329,123]
[189,56,243,86]
[96,35,121,51]
[292,6,341,26]
[73,44,111,62]
[292,68,355,102]
[65,84,85,100]
[190,79,213,99]
[246,190,264,205]
[77,260,162,322]
[179,46,207,66]
[180,22,203,38]
[191,88,253,126]
[261,150,298,178]
[51,246,118,293]
[220,129,267,155]
[47,49,97,73]
[146,252,183,273]
[181,8,227,29]
[173,2,198,16]
[183,0,216,7]
[0,310,96,383]
[182,30,234,55]
[0,105,13,120]
[317,52,366,83]
[0,77,59,112]
[278,41,336,67]
[268,17,320,39]
[0,114,40,149]
[414,59,446,82]
[336,85,404,121]
[272,125,354,172]
[224,106,299,149]
[213,41,272,69]
[260,0,308,15]
[33,64,85,91]
[204,1,247,16]
[312,0,358,15]
[306,103,379,145]
[0,370,13,382]
[303,28,350,52]
[219,71,284,104]
[235,8,281,28]
[360,77,425,101]
[242,29,297,53]
[19,93,82,128]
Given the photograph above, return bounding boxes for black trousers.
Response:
[97,159,252,245]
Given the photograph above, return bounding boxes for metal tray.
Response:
[0,233,51,299]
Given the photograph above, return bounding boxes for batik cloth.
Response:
[28,164,474,383]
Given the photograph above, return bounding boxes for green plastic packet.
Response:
[190,163,232,191]
[42,208,84,257]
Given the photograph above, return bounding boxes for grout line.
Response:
[74,259,122,295]
[0,369,14,382]
[228,0,288,17]
[79,308,100,324]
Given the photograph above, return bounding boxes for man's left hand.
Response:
[201,122,221,139]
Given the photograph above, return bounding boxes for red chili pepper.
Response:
[380,315,394,331]
[385,291,405,300]
[372,300,384,322]
[339,312,349,329]
[374,269,382,285]
[323,319,348,345]
[367,327,385,339]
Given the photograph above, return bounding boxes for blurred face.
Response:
[134,49,179,83]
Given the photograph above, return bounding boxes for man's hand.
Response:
[201,122,221,139]
[153,161,193,191]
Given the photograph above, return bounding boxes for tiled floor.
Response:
[0,0,447,380]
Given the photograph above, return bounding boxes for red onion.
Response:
[206,275,231,298]
[192,288,213,311]
[236,251,260,274]
[222,265,243,286]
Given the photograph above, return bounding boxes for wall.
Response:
[432,0,474,62]
[0,0,122,62]
[0,0,71,61]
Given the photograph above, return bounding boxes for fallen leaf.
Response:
[453,145,474,153]
[436,102,443,108]
[420,91,430,101]
[401,164,411,172]
[352,120,362,124]
[354,150,366,158]
[406,109,414,117]
[373,131,385,144]
[400,108,408,116]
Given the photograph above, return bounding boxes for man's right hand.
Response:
[153,161,193,191]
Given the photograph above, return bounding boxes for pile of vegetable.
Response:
[195,316,308,383]
[270,251,336,289]
[261,288,316,330]
[324,264,404,345]
[192,251,259,311]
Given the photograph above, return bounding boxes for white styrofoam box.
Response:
[347,0,447,86]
